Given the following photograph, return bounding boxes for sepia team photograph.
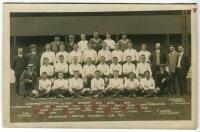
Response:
[3,3,197,129]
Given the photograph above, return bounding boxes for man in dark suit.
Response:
[150,43,167,76]
[176,45,190,95]
[50,34,65,53]
[89,31,102,51]
[26,45,40,75]
[155,64,170,96]
[66,34,76,52]
[19,64,38,97]
[12,47,27,96]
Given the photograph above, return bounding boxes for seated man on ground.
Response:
[124,72,140,98]
[90,70,105,98]
[140,71,157,98]
[105,70,124,98]
[32,72,51,98]
[52,72,70,98]
[69,71,84,98]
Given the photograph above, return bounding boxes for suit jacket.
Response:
[12,55,27,77]
[66,42,76,52]
[118,39,131,51]
[50,41,65,53]
[19,70,38,90]
[89,38,102,51]
[26,53,40,69]
[155,70,169,87]
[167,51,178,73]
[151,51,167,66]
[177,53,190,76]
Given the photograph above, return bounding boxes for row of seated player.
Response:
[40,55,152,79]
[30,70,159,98]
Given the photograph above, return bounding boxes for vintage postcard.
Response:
[3,3,197,129]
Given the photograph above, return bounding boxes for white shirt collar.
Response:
[18,54,23,58]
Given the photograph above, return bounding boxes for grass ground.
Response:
[10,84,191,122]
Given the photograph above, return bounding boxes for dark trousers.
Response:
[158,78,170,95]
[19,81,33,97]
[71,89,83,97]
[91,90,104,97]
[37,90,50,98]
[53,89,71,97]
[169,72,179,95]
[176,68,187,95]
[152,65,160,77]
[106,88,123,97]
[142,89,157,97]
[15,72,23,96]
[124,89,138,96]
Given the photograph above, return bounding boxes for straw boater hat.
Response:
[26,64,35,68]
[30,44,36,48]
[121,32,127,35]
[69,34,75,38]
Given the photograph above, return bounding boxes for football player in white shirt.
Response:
[124,72,140,98]
[69,43,83,64]
[136,55,152,79]
[52,72,70,98]
[123,56,136,78]
[40,57,54,78]
[98,42,112,64]
[55,55,68,78]
[105,70,124,98]
[123,42,139,64]
[78,33,88,51]
[138,43,151,63]
[40,44,56,65]
[97,56,110,77]
[103,32,115,50]
[110,57,122,76]
[83,42,98,64]
[90,70,105,98]
[97,56,110,87]
[32,72,51,98]
[55,44,69,63]
[69,56,83,77]
[140,71,157,98]
[69,71,83,98]
[111,43,123,64]
[82,57,96,88]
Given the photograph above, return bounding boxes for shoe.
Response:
[77,95,83,99]
[132,94,137,98]
[144,95,150,98]
[153,95,158,99]
[94,95,99,98]
[58,94,65,98]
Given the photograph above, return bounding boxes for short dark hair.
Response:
[95,70,100,73]
[113,57,118,60]
[42,72,47,75]
[144,71,150,75]
[59,55,64,58]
